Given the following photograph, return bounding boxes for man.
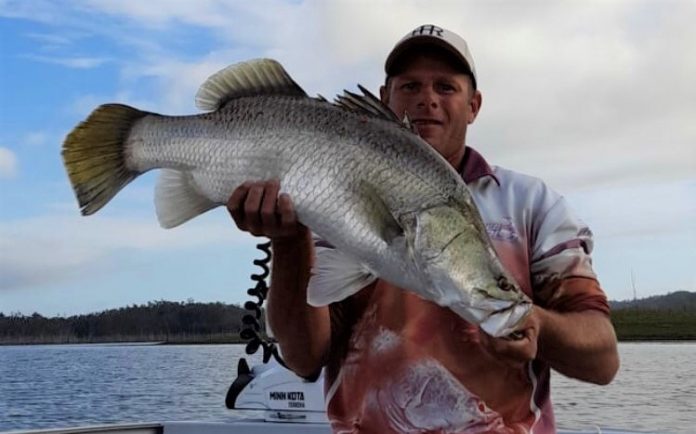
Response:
[228,24,619,433]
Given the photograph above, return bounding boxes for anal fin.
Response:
[155,169,218,228]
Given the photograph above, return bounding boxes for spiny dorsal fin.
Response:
[195,58,307,111]
[333,84,401,123]
[402,111,419,134]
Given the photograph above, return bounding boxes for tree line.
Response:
[0,300,255,344]
[609,290,696,340]
[2,292,695,344]
[611,307,696,341]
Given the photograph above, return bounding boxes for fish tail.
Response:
[62,104,149,215]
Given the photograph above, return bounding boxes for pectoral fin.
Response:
[307,246,377,306]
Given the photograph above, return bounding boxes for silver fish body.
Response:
[62,59,531,336]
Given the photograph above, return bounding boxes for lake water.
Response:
[0,342,693,433]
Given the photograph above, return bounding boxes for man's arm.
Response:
[536,307,618,385]
[522,189,619,384]
[266,233,331,377]
[227,180,331,378]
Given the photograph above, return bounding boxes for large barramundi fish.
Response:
[62,58,531,337]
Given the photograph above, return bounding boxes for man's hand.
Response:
[480,304,619,384]
[478,307,541,369]
[227,179,307,239]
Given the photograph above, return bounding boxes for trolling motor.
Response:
[225,241,327,423]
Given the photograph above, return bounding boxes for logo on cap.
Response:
[411,25,444,38]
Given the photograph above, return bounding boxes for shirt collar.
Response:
[458,146,499,185]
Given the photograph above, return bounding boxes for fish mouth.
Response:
[480,300,533,337]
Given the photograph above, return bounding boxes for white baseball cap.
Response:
[384,24,477,88]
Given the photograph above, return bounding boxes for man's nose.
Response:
[416,87,438,109]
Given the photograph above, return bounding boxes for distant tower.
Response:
[631,268,638,301]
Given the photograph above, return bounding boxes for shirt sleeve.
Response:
[529,193,610,314]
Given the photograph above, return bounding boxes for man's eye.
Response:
[401,82,418,91]
[438,83,455,93]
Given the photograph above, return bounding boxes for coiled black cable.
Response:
[240,241,288,368]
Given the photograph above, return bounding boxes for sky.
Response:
[0,0,694,316]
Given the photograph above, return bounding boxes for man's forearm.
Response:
[267,232,331,377]
[537,307,619,385]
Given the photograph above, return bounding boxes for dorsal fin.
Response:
[402,111,419,134]
[333,85,402,123]
[195,58,307,111]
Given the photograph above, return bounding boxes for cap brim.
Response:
[385,36,475,83]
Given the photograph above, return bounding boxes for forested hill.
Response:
[0,301,253,345]
[2,292,695,344]
[610,290,696,311]
[609,291,696,340]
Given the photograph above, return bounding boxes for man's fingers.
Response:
[244,183,265,228]
[277,193,298,229]
[227,183,251,230]
[479,326,537,368]
[260,180,281,228]
[497,330,537,362]
[227,180,303,238]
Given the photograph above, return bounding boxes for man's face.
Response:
[381,53,481,165]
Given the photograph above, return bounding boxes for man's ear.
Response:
[468,90,482,124]
[379,85,389,105]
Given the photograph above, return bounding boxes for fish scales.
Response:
[127,95,450,252]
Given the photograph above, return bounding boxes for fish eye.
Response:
[497,276,514,292]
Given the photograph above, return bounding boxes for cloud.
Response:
[455,1,696,191]
[118,56,234,114]
[0,147,18,178]
[22,54,111,69]
[24,32,74,47]
[23,132,48,147]
[567,179,696,240]
[79,0,236,28]
[0,212,255,291]
[0,0,66,24]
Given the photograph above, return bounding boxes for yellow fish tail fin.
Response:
[62,104,148,215]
